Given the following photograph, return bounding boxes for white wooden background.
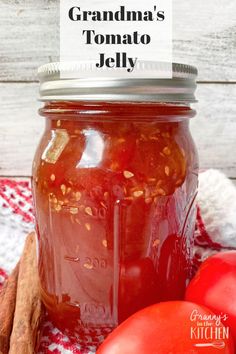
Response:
[0,0,235,180]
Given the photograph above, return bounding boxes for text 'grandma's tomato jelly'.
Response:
[33,62,199,347]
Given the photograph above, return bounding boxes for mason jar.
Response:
[32,62,199,346]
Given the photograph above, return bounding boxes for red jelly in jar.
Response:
[33,62,199,347]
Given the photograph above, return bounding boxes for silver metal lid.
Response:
[38,61,198,103]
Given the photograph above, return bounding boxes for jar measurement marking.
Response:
[64,255,108,269]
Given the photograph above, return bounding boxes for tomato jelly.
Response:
[33,62,199,346]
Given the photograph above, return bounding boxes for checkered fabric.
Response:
[0,170,236,353]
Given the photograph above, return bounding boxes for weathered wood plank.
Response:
[0,0,59,82]
[0,83,43,176]
[231,179,236,187]
[191,84,236,176]
[0,82,235,177]
[0,0,235,82]
[173,0,236,82]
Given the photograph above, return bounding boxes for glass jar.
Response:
[33,62,199,347]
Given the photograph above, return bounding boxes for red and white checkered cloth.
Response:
[0,170,236,353]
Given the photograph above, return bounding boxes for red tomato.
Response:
[186,251,236,346]
[97,301,234,354]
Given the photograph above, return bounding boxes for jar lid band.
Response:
[38,61,198,103]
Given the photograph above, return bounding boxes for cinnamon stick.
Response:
[9,232,42,354]
[0,262,19,354]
